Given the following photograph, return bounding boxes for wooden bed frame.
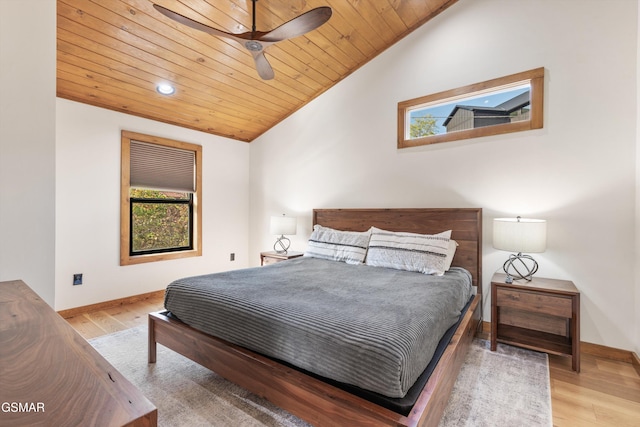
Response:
[149,208,482,427]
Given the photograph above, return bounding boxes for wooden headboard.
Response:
[313,208,483,293]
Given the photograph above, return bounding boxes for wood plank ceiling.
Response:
[57,0,458,142]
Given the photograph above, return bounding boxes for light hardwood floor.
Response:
[64,294,640,427]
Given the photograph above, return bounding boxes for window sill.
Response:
[120,248,202,266]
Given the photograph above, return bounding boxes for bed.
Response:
[149,208,483,427]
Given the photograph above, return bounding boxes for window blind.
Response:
[130,140,195,192]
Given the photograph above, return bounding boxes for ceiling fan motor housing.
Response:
[245,41,263,52]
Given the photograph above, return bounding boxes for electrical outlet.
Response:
[73,273,83,285]
[230,253,235,261]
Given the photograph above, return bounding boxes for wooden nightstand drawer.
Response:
[262,256,280,266]
[499,306,569,336]
[496,288,572,317]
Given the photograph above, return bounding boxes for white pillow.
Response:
[444,239,459,272]
[365,227,453,275]
[304,225,371,265]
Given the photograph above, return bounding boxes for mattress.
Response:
[164,256,473,398]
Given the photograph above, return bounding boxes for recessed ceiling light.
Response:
[156,83,175,95]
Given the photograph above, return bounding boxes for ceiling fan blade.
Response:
[153,4,241,42]
[251,51,275,80]
[259,7,332,42]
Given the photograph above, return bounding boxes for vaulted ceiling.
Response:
[57,0,458,142]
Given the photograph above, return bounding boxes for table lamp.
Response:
[270,214,297,253]
[493,216,547,283]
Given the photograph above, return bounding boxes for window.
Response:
[130,189,192,255]
[398,67,544,148]
[120,131,202,265]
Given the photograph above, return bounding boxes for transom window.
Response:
[398,68,544,148]
[120,131,202,265]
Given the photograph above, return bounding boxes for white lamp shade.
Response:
[270,215,297,236]
[493,218,546,253]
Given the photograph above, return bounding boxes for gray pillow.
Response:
[304,225,371,264]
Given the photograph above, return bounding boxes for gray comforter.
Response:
[164,257,473,398]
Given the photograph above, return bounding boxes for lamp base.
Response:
[273,235,291,254]
[503,252,539,282]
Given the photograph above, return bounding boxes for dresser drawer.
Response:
[496,288,573,318]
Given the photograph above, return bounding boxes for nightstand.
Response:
[260,251,303,266]
[491,272,580,372]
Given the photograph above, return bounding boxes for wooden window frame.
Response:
[120,131,202,266]
[398,67,544,148]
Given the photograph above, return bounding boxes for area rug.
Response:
[439,339,552,427]
[90,327,551,427]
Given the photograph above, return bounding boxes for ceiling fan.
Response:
[153,1,332,80]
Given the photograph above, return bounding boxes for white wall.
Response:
[0,0,56,306]
[55,99,250,310]
[250,0,639,351]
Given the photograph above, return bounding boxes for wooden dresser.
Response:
[0,280,157,426]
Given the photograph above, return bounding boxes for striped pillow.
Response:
[365,227,453,275]
[304,225,371,265]
[444,239,459,272]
